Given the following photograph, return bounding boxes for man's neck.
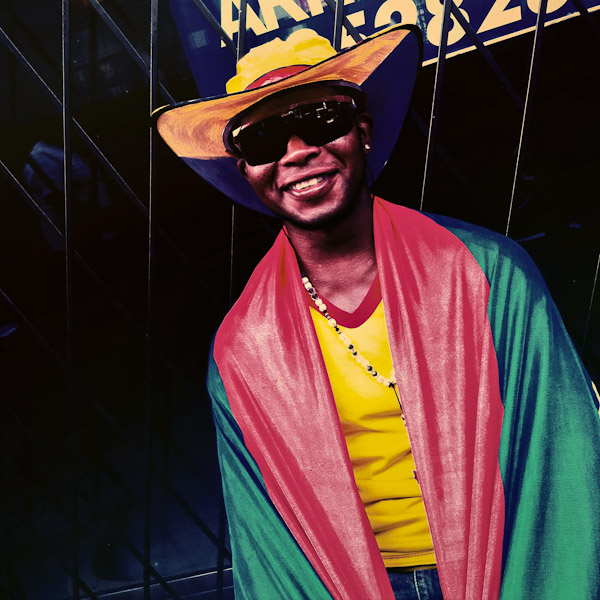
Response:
[284,192,377,313]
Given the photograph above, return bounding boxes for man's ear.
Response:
[356,112,374,150]
[237,159,249,180]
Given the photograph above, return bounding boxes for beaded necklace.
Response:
[302,274,405,417]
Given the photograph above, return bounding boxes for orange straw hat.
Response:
[154,24,422,215]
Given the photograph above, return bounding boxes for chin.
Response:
[284,207,347,231]
[274,188,368,231]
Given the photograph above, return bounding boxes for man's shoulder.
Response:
[423,212,542,286]
[213,231,290,356]
[424,212,515,256]
[378,200,527,275]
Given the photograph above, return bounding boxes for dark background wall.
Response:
[0,0,598,598]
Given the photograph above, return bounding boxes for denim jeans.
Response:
[387,568,444,600]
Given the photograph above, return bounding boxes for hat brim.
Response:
[155,24,422,216]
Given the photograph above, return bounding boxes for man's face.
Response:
[235,86,373,230]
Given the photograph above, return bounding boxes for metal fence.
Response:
[0,0,598,598]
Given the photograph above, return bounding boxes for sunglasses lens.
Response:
[234,101,356,166]
[300,102,355,148]
[236,120,289,166]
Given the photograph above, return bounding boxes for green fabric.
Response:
[430,214,600,600]
[208,210,600,599]
[207,350,333,600]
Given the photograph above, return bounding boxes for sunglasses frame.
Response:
[228,96,361,166]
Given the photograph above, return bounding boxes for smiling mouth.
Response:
[284,174,329,192]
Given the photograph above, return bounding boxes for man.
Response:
[155,25,600,600]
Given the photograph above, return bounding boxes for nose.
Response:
[280,134,320,165]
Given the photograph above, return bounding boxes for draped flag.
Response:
[208,198,600,600]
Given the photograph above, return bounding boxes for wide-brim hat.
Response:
[154,24,422,216]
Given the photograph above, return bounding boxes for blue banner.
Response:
[169,0,600,97]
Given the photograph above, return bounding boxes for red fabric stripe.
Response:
[308,273,382,328]
[214,199,506,599]
[215,235,390,600]
[374,201,505,599]
[246,65,309,90]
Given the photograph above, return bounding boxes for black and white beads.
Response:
[302,276,396,389]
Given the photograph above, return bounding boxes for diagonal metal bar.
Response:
[0,451,153,600]
[87,0,175,103]
[4,485,231,600]
[190,0,237,56]
[420,0,453,211]
[2,436,230,600]
[1,159,67,248]
[3,1,103,116]
[0,26,202,277]
[101,431,230,558]
[298,6,471,195]
[0,43,227,299]
[322,0,362,44]
[1,442,100,600]
[191,0,361,56]
[91,398,230,556]
[3,3,65,85]
[1,143,221,319]
[0,285,68,369]
[4,507,100,600]
[26,151,66,200]
[315,2,472,194]
[581,252,600,358]
[77,568,234,600]
[169,427,222,491]
[333,0,345,50]
[0,431,24,600]
[410,109,472,192]
[569,0,600,40]
[1,159,211,410]
[0,555,27,600]
[449,4,524,109]
[0,26,136,207]
[1,2,171,117]
[505,0,548,237]
[0,407,184,600]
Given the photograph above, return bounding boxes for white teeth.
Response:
[290,176,325,191]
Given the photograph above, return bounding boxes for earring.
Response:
[363,143,371,151]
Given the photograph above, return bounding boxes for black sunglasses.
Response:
[230,99,358,166]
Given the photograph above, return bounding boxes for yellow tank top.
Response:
[309,278,436,568]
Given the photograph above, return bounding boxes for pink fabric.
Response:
[316,272,381,327]
[374,201,505,599]
[214,199,505,599]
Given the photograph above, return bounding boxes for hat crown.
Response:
[226,29,337,94]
